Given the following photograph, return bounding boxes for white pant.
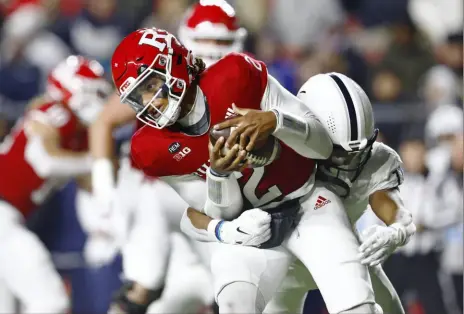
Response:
[264,261,404,314]
[211,182,377,313]
[0,201,68,313]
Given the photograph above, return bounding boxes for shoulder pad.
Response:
[368,142,404,193]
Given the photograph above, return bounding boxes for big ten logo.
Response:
[173,147,191,161]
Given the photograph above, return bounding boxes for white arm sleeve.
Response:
[204,168,243,220]
[25,135,92,178]
[91,158,115,200]
[260,74,333,159]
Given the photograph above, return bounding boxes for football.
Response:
[209,125,281,168]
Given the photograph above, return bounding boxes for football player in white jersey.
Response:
[263,73,416,314]
[179,69,392,314]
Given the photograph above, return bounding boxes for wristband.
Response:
[207,219,225,242]
[215,220,225,241]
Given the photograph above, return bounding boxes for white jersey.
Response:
[319,142,404,225]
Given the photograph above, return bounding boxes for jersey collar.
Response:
[176,86,210,136]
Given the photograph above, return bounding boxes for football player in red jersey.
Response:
[0,55,110,312]
[112,27,385,314]
[89,2,252,312]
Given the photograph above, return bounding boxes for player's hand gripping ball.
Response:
[209,119,281,168]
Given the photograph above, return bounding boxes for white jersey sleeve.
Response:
[367,143,404,195]
[159,175,207,211]
[259,74,333,159]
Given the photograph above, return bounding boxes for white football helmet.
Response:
[298,72,378,173]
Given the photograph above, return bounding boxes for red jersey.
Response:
[0,101,88,217]
[131,53,315,209]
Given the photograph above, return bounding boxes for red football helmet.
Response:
[178,0,247,67]
[111,28,196,129]
[47,55,111,125]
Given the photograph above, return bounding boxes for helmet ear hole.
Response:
[138,65,148,75]
[327,115,337,134]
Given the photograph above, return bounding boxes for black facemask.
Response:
[317,129,379,198]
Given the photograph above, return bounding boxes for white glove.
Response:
[208,208,272,246]
[358,222,416,266]
[84,233,120,268]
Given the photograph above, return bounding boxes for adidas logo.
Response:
[314,196,331,210]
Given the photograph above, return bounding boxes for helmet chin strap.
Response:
[316,166,353,198]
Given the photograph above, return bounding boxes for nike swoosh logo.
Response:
[236,227,250,235]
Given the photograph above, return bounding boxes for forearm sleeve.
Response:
[204,168,243,220]
[261,75,332,159]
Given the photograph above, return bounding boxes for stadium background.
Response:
[0,0,462,313]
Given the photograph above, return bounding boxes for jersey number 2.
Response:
[236,168,282,207]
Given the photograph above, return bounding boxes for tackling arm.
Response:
[262,75,333,159]
[358,188,416,265]
[178,175,271,246]
[180,205,271,246]
[180,207,219,242]
[89,93,136,199]
[369,188,416,246]
[167,176,223,242]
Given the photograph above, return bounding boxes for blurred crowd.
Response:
[0,0,462,313]
[0,0,462,143]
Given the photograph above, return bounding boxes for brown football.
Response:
[209,125,281,168]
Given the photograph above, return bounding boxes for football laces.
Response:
[245,152,268,167]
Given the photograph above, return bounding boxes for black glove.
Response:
[109,282,163,314]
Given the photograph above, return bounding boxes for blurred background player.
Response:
[178,0,246,67]
[0,55,110,312]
